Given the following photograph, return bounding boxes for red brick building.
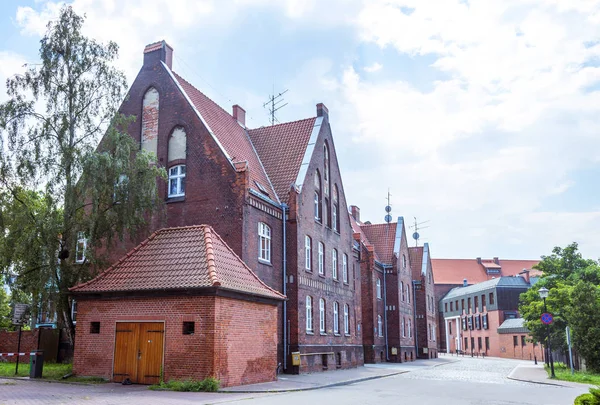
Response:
[409,244,438,359]
[77,40,363,376]
[350,208,416,363]
[431,257,540,352]
[71,225,284,387]
[439,274,542,360]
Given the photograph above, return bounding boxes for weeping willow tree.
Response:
[0,5,165,343]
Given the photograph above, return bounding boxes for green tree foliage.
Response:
[0,6,165,343]
[0,287,11,330]
[519,243,600,372]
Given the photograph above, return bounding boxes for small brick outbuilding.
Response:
[70,225,285,387]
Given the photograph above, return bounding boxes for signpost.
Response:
[11,304,30,376]
[541,313,553,325]
[566,326,575,375]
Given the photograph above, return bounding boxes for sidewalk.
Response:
[507,363,593,388]
[220,357,455,393]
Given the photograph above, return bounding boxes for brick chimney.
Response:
[519,269,530,284]
[232,105,246,127]
[316,103,329,121]
[350,205,360,222]
[476,257,482,264]
[493,257,500,265]
[143,40,173,69]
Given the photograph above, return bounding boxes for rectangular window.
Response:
[332,249,338,280]
[448,322,452,335]
[379,315,384,337]
[71,300,77,323]
[478,337,482,350]
[485,337,490,350]
[305,236,312,271]
[168,165,186,197]
[306,296,313,332]
[376,279,382,299]
[319,299,326,334]
[521,335,526,346]
[90,322,100,334]
[471,337,475,350]
[433,325,436,342]
[464,337,468,349]
[318,242,324,275]
[344,304,349,335]
[342,254,348,283]
[489,292,495,305]
[258,222,271,263]
[482,294,486,309]
[445,302,448,312]
[467,316,473,330]
[468,297,471,313]
[75,232,87,264]
[333,302,339,334]
[183,321,195,335]
[475,315,481,330]
[513,336,518,346]
[474,296,479,313]
[483,314,489,330]
[461,299,465,313]
[461,317,467,331]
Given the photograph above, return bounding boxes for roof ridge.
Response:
[202,226,221,287]
[207,225,286,299]
[248,116,316,131]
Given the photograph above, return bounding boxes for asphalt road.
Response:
[0,357,588,405]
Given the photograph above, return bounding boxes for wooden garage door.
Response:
[113,322,164,384]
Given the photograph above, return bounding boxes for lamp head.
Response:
[538,287,549,299]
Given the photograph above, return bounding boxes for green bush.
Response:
[574,394,598,405]
[149,377,220,392]
[590,386,600,400]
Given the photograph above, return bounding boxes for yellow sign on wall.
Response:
[292,352,301,366]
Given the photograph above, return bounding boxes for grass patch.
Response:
[149,377,220,392]
[0,361,71,379]
[545,363,600,385]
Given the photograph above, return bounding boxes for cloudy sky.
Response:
[1,0,600,260]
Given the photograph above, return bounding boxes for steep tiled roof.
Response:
[360,223,397,265]
[248,118,316,204]
[171,72,278,202]
[409,246,424,279]
[70,226,285,300]
[431,258,540,285]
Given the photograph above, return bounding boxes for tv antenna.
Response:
[263,87,288,125]
[410,217,430,247]
[384,189,392,223]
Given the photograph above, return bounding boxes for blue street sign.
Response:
[541,313,553,325]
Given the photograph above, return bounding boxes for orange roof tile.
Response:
[70,225,285,300]
[248,118,316,204]
[172,72,278,202]
[431,258,540,285]
[360,223,397,264]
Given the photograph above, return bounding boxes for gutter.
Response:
[281,203,288,371]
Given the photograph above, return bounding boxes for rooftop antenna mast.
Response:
[263,86,288,125]
[410,217,430,247]
[384,189,392,224]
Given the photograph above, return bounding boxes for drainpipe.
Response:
[281,203,288,371]
[412,280,419,358]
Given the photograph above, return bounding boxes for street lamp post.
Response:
[538,287,555,378]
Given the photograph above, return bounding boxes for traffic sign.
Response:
[541,313,553,325]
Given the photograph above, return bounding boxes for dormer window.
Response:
[254,181,269,196]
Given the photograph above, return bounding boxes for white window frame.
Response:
[258,222,271,263]
[306,296,313,332]
[376,278,382,299]
[342,254,348,283]
[433,325,436,342]
[71,300,77,324]
[75,232,87,264]
[168,164,186,197]
[333,302,339,334]
[408,319,412,338]
[406,284,410,304]
[314,191,320,221]
[318,242,324,275]
[305,235,312,271]
[319,298,326,334]
[378,315,383,337]
[332,203,337,232]
[332,249,338,280]
[401,281,405,301]
[344,304,349,335]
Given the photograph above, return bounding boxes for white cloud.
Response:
[363,62,382,73]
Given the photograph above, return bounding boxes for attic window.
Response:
[254,181,269,196]
[486,268,501,274]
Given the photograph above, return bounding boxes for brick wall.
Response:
[497,333,544,361]
[72,294,278,387]
[0,330,38,363]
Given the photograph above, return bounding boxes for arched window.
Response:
[319,298,326,334]
[168,127,186,162]
[314,170,321,222]
[141,87,159,156]
[258,222,271,263]
[408,319,412,338]
[401,281,405,301]
[306,296,313,332]
[333,302,340,334]
[402,254,407,270]
[401,318,405,337]
[406,284,410,304]
[305,235,312,271]
[168,165,186,197]
[323,143,330,195]
[378,315,383,337]
[318,242,324,275]
[342,254,348,283]
[332,184,339,232]
[376,279,382,299]
[332,249,338,280]
[344,304,350,335]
